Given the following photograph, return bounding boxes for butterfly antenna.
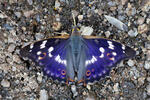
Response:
[72,11,77,27]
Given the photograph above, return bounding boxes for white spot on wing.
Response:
[30,43,34,49]
[55,55,67,65]
[85,56,97,66]
[98,73,102,76]
[99,54,104,58]
[107,41,114,50]
[112,52,117,56]
[37,51,41,55]
[102,70,106,74]
[46,70,50,74]
[107,41,112,44]
[122,45,125,50]
[99,47,105,53]
[40,40,47,49]
[48,47,54,57]
[44,67,47,71]
[48,47,54,52]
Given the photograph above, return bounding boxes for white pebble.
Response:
[127,59,135,67]
[27,0,33,5]
[78,15,83,21]
[37,75,43,83]
[71,85,78,97]
[55,0,60,9]
[86,84,91,90]
[113,83,119,93]
[144,61,150,70]
[39,89,48,100]
[24,10,34,18]
[14,12,21,18]
[81,26,93,36]
[147,84,150,95]
[1,79,10,88]
[128,29,138,37]
[104,15,128,31]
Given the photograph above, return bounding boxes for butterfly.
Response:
[20,27,136,85]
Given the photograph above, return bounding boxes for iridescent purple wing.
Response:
[20,36,69,83]
[83,37,136,83]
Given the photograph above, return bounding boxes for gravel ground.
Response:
[0,0,150,100]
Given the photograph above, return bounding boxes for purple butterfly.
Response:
[20,28,136,85]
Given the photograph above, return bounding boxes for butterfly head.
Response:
[71,27,81,36]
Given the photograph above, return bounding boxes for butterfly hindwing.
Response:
[83,38,136,83]
[20,37,69,82]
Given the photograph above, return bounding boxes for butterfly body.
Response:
[20,28,136,84]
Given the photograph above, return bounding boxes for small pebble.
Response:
[147,84,150,95]
[147,77,150,82]
[137,17,145,25]
[55,14,60,22]
[27,0,33,5]
[39,89,48,100]
[78,15,83,21]
[127,59,135,67]
[14,12,22,18]
[12,66,16,71]
[1,79,10,88]
[104,31,111,38]
[8,44,16,53]
[145,42,150,49]
[71,85,78,97]
[23,10,34,17]
[55,0,60,10]
[0,13,7,18]
[36,15,40,22]
[138,24,148,34]
[84,93,96,100]
[80,26,93,36]
[3,24,13,30]
[104,15,128,31]
[86,84,91,90]
[138,77,145,86]
[52,22,62,31]
[28,78,39,90]
[35,33,45,40]
[121,0,128,5]
[128,29,138,37]
[13,55,21,64]
[146,50,150,60]
[144,61,150,70]
[37,75,43,83]
[146,18,150,24]
[113,83,119,93]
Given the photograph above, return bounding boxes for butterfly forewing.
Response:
[20,37,70,82]
[83,38,136,83]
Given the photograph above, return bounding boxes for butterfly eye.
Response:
[61,70,66,75]
[38,52,47,60]
[86,70,91,77]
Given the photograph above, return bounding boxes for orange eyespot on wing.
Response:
[86,70,91,77]
[61,70,66,75]
[38,52,47,60]
[107,53,115,61]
